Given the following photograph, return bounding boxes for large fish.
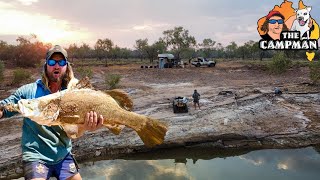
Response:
[3,78,168,147]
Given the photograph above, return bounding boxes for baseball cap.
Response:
[266,11,285,20]
[46,45,68,60]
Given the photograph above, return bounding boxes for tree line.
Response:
[0,27,319,68]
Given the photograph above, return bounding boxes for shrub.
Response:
[0,61,4,83]
[268,52,291,74]
[76,67,93,79]
[309,60,320,85]
[12,68,31,85]
[105,74,121,89]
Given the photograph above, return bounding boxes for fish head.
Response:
[18,99,41,116]
[18,99,60,125]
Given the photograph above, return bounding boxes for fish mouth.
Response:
[18,99,41,117]
[1,102,20,112]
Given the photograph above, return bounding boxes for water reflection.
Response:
[80,147,320,180]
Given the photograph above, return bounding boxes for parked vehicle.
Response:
[158,53,184,68]
[172,96,188,113]
[158,53,175,68]
[191,57,216,67]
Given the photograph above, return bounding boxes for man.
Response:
[260,11,289,40]
[192,89,201,110]
[0,45,103,180]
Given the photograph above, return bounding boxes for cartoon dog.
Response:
[291,2,311,39]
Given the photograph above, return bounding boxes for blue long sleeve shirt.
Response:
[0,79,72,164]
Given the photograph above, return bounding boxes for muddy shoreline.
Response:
[1,91,319,179]
[0,63,320,179]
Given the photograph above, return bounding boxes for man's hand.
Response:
[84,111,104,131]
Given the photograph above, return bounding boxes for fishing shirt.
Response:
[0,79,72,164]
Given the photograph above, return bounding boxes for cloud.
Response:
[1,0,320,48]
[16,0,38,6]
[240,147,320,173]
[0,1,92,45]
[80,160,193,180]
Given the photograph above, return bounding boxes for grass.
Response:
[75,66,93,79]
[105,74,122,89]
[309,60,320,85]
[12,68,31,85]
[267,52,291,74]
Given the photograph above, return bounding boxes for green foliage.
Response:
[162,26,196,59]
[309,60,320,85]
[291,60,309,68]
[268,52,291,74]
[12,68,31,85]
[105,74,121,89]
[0,61,4,83]
[76,66,93,79]
[94,38,114,60]
[14,35,51,68]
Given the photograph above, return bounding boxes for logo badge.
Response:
[69,163,77,173]
[257,0,320,61]
[36,164,46,174]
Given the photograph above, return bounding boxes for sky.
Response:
[0,0,320,49]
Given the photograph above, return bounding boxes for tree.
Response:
[225,41,238,59]
[135,39,148,61]
[78,43,91,60]
[13,34,51,67]
[0,40,8,61]
[94,38,113,66]
[199,38,216,58]
[215,43,225,58]
[153,39,167,54]
[135,39,167,63]
[67,43,78,61]
[161,26,197,59]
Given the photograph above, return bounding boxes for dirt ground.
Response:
[1,61,320,179]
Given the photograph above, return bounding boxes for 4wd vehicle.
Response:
[172,96,188,113]
[191,57,216,67]
[158,53,175,68]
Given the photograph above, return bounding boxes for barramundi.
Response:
[3,78,168,147]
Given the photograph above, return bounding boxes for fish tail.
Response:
[136,117,168,147]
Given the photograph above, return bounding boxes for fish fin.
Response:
[67,78,79,90]
[136,118,168,147]
[59,115,82,124]
[61,124,85,139]
[105,89,133,111]
[75,77,94,89]
[103,123,124,135]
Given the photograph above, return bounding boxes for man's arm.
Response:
[0,83,32,118]
[0,109,3,119]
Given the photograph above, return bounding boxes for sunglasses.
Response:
[269,19,284,24]
[46,59,67,66]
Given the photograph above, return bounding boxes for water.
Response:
[79,146,320,180]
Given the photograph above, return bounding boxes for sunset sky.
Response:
[1,0,319,48]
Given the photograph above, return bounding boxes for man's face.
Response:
[46,53,67,82]
[268,16,284,35]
